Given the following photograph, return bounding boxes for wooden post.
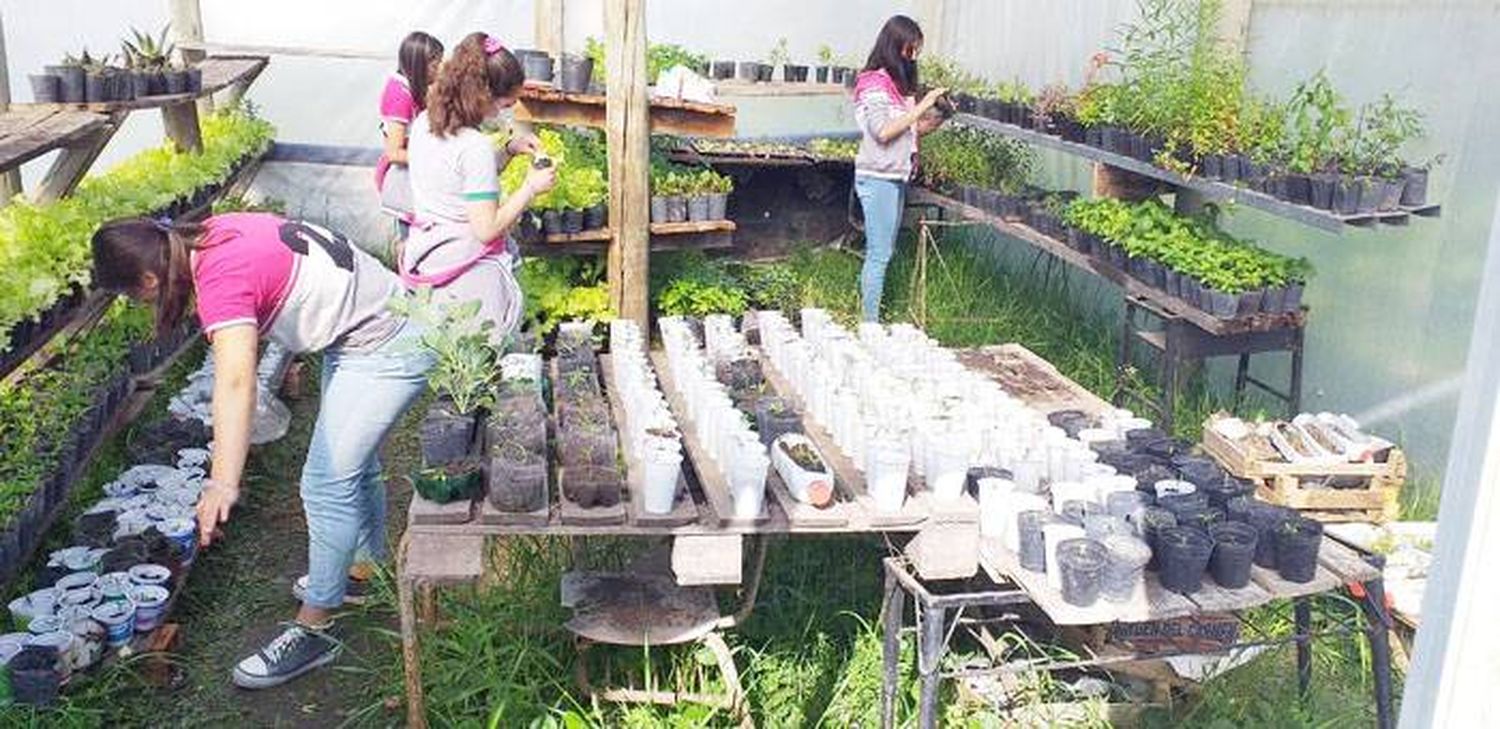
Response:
[162,102,204,153]
[0,10,21,204]
[168,0,211,115]
[535,0,565,56]
[604,0,650,326]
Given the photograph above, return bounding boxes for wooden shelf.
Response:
[516,82,736,138]
[15,56,268,114]
[713,81,850,98]
[523,219,737,256]
[953,113,1440,233]
[910,187,1304,336]
[0,107,113,172]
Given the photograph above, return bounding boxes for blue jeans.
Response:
[300,322,433,609]
[855,175,907,322]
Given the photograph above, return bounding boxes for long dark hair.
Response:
[398,31,445,110]
[863,15,923,96]
[92,218,206,338]
[427,32,524,138]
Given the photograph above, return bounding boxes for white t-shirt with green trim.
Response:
[407,111,500,226]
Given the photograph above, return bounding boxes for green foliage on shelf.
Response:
[584,37,709,85]
[807,137,858,160]
[0,104,274,355]
[389,289,499,415]
[1064,198,1312,293]
[0,299,153,525]
[648,163,733,196]
[650,251,800,317]
[498,126,609,212]
[515,256,613,335]
[918,125,1036,193]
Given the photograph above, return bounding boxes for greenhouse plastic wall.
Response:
[2,0,1497,477]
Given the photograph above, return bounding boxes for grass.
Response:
[2,230,1421,726]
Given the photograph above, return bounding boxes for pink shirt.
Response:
[375,74,419,189]
[192,213,404,353]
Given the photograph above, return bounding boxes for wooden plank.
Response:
[604,0,651,326]
[1248,561,1340,600]
[32,111,123,204]
[1201,419,1403,479]
[0,109,111,173]
[161,101,203,153]
[978,537,1197,625]
[516,84,737,139]
[409,493,476,525]
[600,354,703,528]
[1182,579,1273,613]
[956,344,1113,417]
[752,348,932,529]
[910,187,1307,336]
[764,467,852,529]
[534,0,565,55]
[405,534,486,584]
[14,57,269,114]
[475,471,551,526]
[649,349,772,528]
[1317,537,1381,583]
[714,81,849,98]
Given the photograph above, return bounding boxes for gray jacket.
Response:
[855,88,916,181]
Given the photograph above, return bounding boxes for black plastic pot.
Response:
[840,67,857,88]
[81,71,105,102]
[10,644,61,706]
[1157,526,1214,594]
[522,53,555,83]
[649,195,670,223]
[1400,167,1429,207]
[755,397,801,447]
[1331,176,1359,215]
[558,209,582,234]
[1309,174,1335,210]
[419,404,477,466]
[1017,510,1050,572]
[1246,501,1296,568]
[1376,177,1404,212]
[542,210,565,236]
[1275,516,1324,583]
[1200,153,1223,180]
[185,66,203,94]
[1056,538,1108,607]
[558,55,593,94]
[1206,289,1238,319]
[782,64,809,83]
[28,73,61,103]
[1156,490,1209,517]
[1354,176,1381,214]
[164,69,189,94]
[710,61,735,80]
[1208,521,1258,588]
[814,66,831,84]
[579,203,606,230]
[1136,506,1177,570]
[1286,173,1312,205]
[1046,409,1089,438]
[559,427,617,468]
[755,63,775,83]
[47,65,85,103]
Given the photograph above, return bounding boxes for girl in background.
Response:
[376,32,444,245]
[853,15,947,322]
[403,32,554,345]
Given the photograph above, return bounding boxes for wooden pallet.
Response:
[1201,417,1405,523]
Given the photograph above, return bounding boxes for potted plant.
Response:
[486,440,547,513]
[517,49,555,83]
[1055,538,1108,607]
[1206,521,1258,588]
[703,169,732,220]
[815,45,836,83]
[711,59,737,80]
[563,464,622,508]
[754,396,800,446]
[684,169,712,222]
[390,292,497,504]
[558,53,594,94]
[1274,515,1324,583]
[771,38,806,83]
[1156,525,1214,594]
[122,25,172,97]
[771,433,834,507]
[641,439,683,514]
[1100,534,1151,603]
[47,53,87,103]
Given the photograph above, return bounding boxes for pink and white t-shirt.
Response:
[375,73,419,190]
[192,213,404,353]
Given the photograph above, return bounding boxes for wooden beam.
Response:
[535,0,565,55]
[604,0,650,326]
[169,0,212,115]
[32,112,123,204]
[0,10,21,203]
[161,101,203,153]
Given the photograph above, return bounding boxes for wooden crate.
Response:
[1201,417,1405,523]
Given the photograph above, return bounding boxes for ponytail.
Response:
[427,31,524,137]
[92,217,204,338]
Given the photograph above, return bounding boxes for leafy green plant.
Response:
[498,126,609,211]
[918,126,1036,193]
[1284,71,1353,174]
[1349,93,1424,178]
[121,24,173,71]
[0,104,274,354]
[515,256,614,334]
[768,38,791,68]
[817,44,836,66]
[389,290,500,415]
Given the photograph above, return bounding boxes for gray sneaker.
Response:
[291,574,371,606]
[232,623,341,689]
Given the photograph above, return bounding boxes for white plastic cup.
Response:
[641,447,683,514]
[866,441,911,513]
[978,477,1016,538]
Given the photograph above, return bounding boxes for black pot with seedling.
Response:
[564,465,622,508]
[47,63,86,103]
[1400,167,1429,207]
[29,73,61,103]
[755,397,801,447]
[1275,515,1324,583]
[558,54,594,94]
[486,442,547,512]
[1309,174,1335,210]
[1157,526,1214,594]
[1208,521,1258,588]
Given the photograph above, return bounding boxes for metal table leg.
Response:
[1294,597,1312,698]
[881,563,904,729]
[917,603,947,729]
[1359,556,1395,729]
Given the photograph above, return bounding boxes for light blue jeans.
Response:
[855,175,907,322]
[300,321,433,609]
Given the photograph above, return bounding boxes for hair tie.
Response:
[483,35,505,56]
[151,216,173,232]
